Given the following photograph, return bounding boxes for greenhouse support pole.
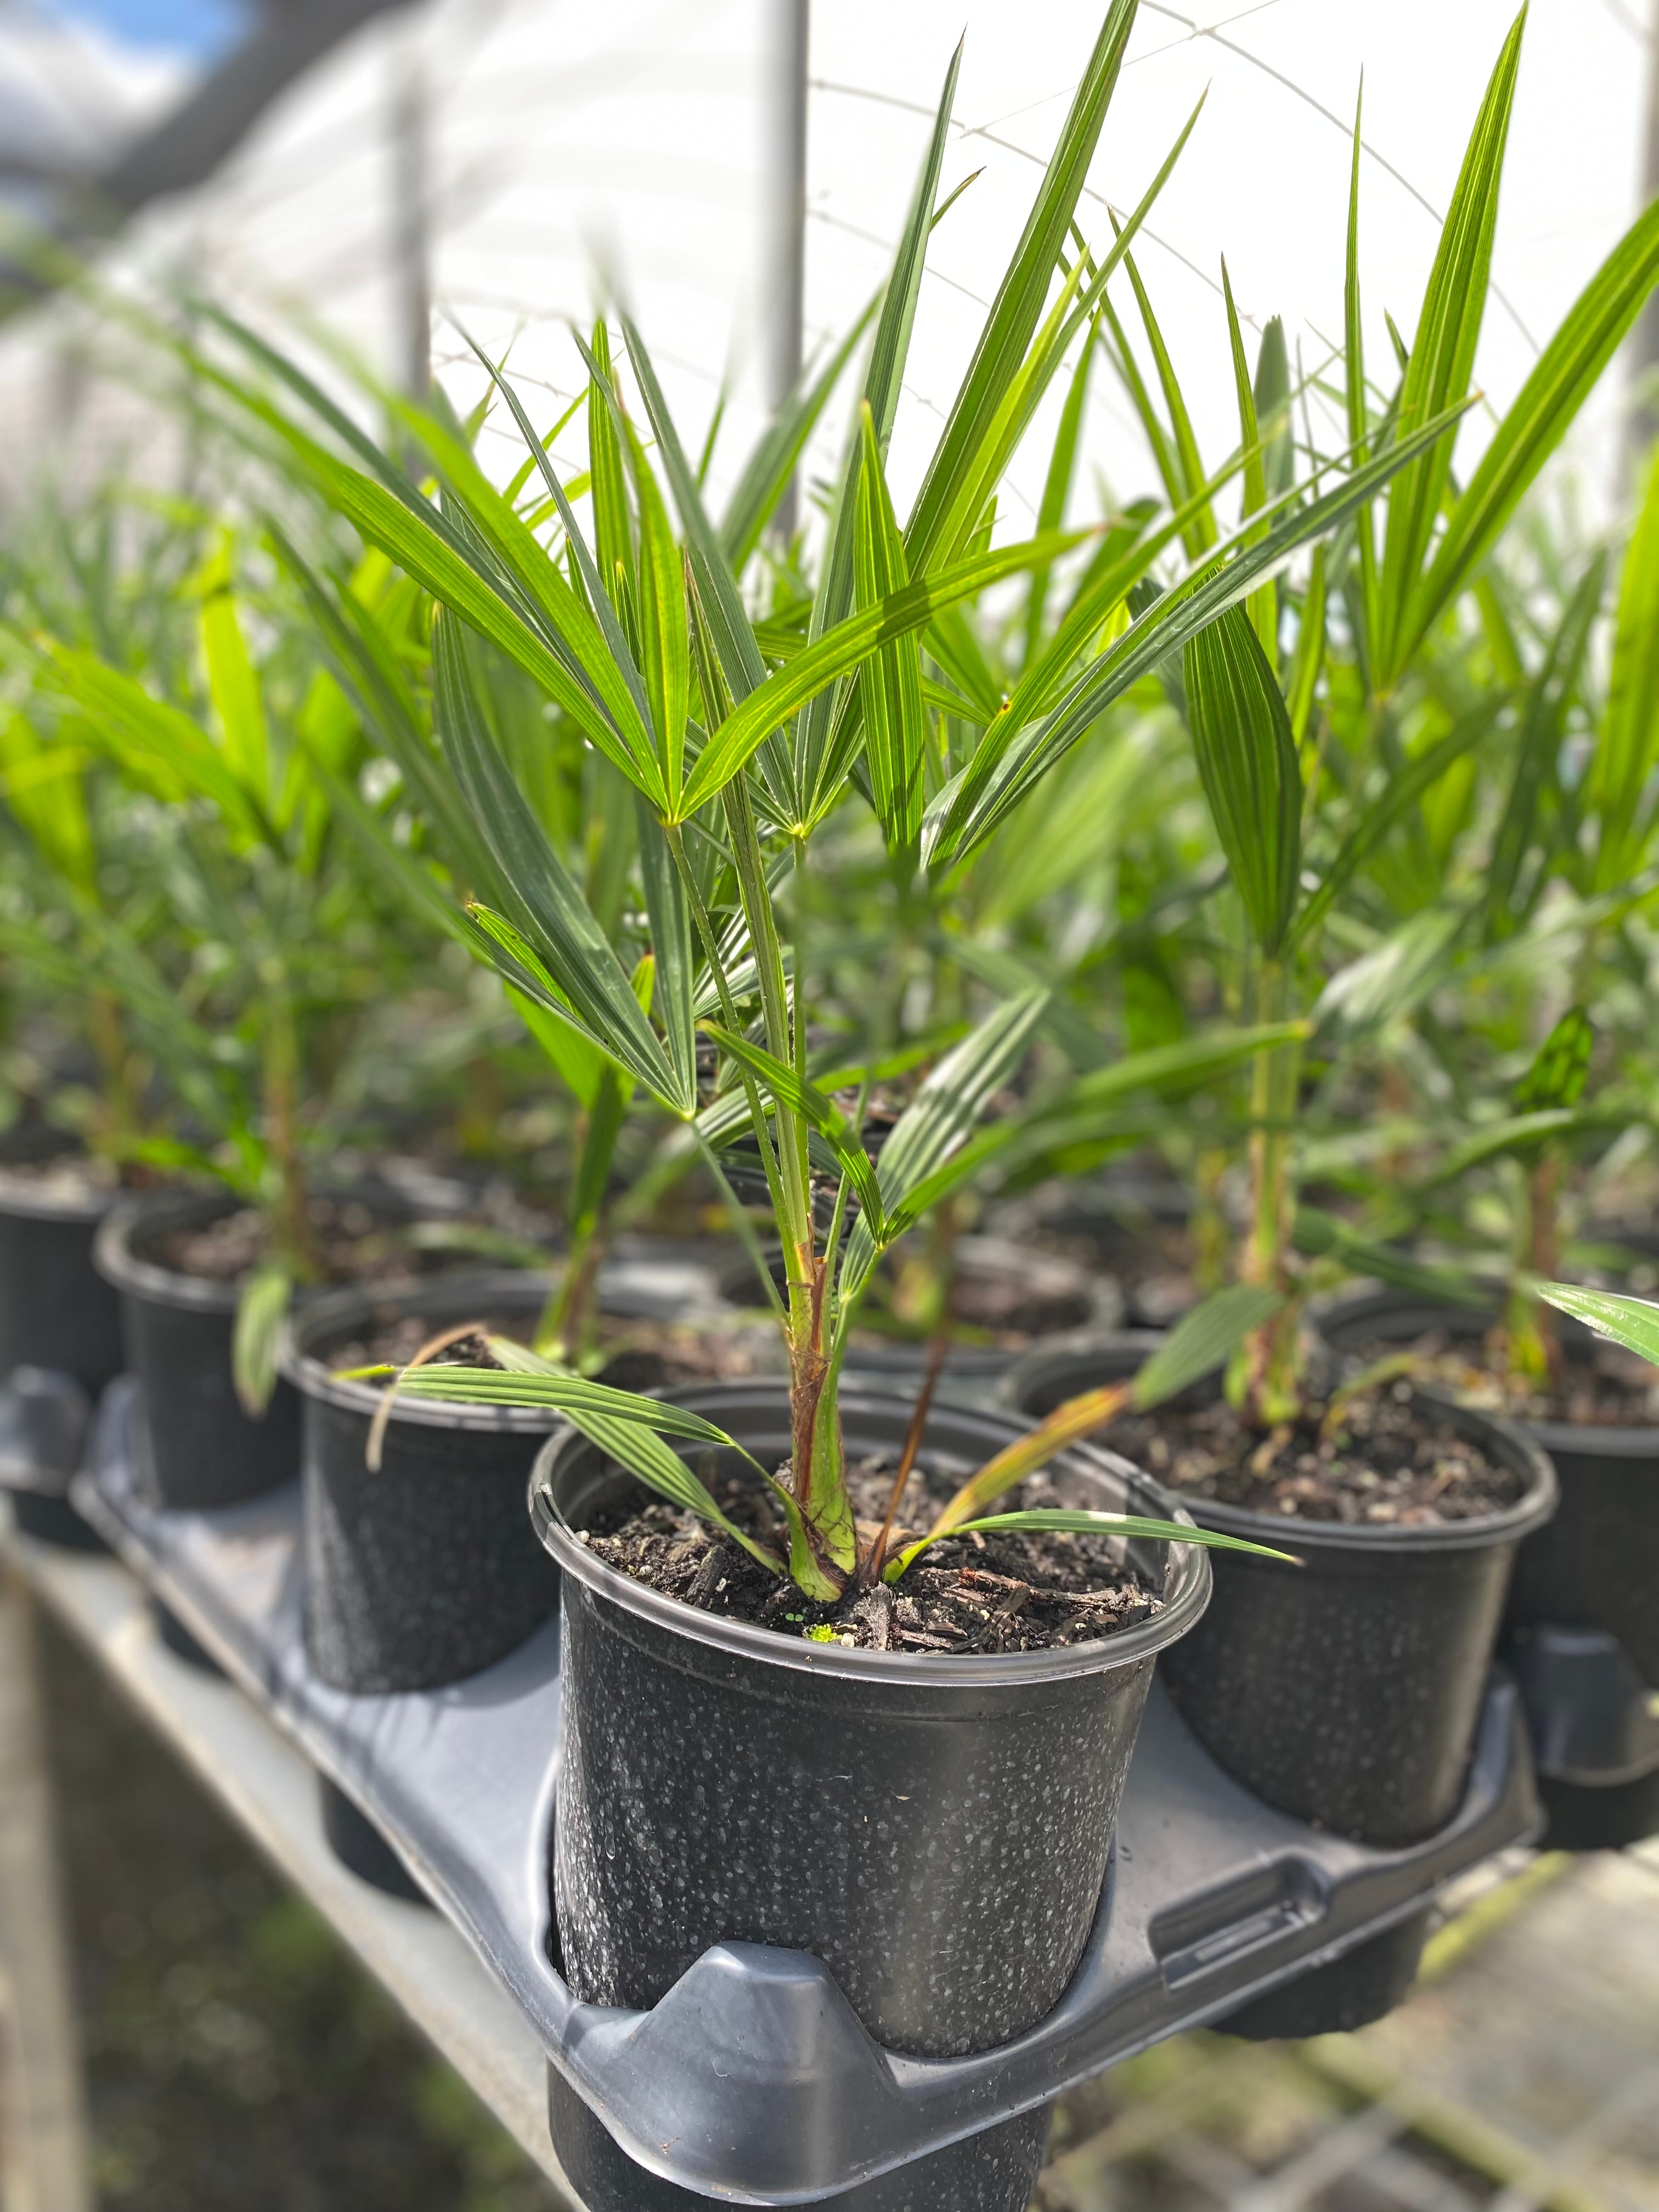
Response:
[1626,0,1659,475]
[392,37,432,403]
[0,1560,92,2212]
[768,0,810,539]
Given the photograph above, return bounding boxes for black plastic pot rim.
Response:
[1316,1288,1659,1464]
[95,1178,452,1324]
[94,1187,251,1318]
[0,1165,117,1225]
[281,1268,565,1436]
[1000,1330,1170,1407]
[530,1381,1213,1690]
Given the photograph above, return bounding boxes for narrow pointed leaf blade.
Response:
[232,1261,292,1417]
[1534,1284,1659,1368]
[433,615,689,1110]
[923,394,1475,868]
[681,523,1090,817]
[1376,9,1523,681]
[854,407,928,850]
[905,0,1137,574]
[1590,445,1659,887]
[1132,1285,1285,1409]
[842,990,1048,1291]
[703,1021,885,1234]
[1183,605,1301,957]
[1407,190,1659,656]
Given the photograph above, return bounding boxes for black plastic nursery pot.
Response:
[283,1271,563,1695]
[1006,1333,1553,2035]
[1155,1437,1555,1836]
[0,1132,125,1394]
[94,1188,303,1511]
[530,1384,1211,2211]
[0,1362,105,1549]
[1317,1289,1659,1851]
[1008,1334,1556,1850]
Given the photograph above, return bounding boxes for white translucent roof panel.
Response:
[0,0,1645,549]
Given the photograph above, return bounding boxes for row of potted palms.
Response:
[3,3,1659,2202]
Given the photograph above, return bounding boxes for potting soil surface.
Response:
[146,1199,521,1290]
[574,1455,1162,1653]
[1348,1330,1659,1429]
[333,1310,783,1391]
[1106,1387,1523,1524]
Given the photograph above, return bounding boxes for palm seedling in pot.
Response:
[266,472,818,1701]
[0,682,144,1408]
[1314,469,1659,1850]
[30,528,478,1507]
[0,489,224,1408]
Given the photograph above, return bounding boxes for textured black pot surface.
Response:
[285,1272,562,1694]
[95,1189,302,1511]
[0,1137,125,1392]
[1217,1910,1432,2041]
[0,1365,101,1544]
[318,1776,431,1904]
[1538,1768,1659,1851]
[546,2066,1052,2212]
[533,1384,1211,2064]
[1317,1290,1659,1688]
[10,1486,107,1550]
[1006,1334,1556,1848]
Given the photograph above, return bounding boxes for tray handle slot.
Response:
[1150,1860,1328,1987]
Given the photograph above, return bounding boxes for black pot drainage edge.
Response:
[10,1486,107,1551]
[0,1365,104,1550]
[0,1136,125,1394]
[531,1384,1211,2212]
[1004,1334,1555,2034]
[283,1272,563,1696]
[318,1776,431,1906]
[1317,1289,1659,1852]
[150,1592,225,1674]
[1220,1909,1434,2042]
[545,2066,1053,2212]
[95,1188,304,1512]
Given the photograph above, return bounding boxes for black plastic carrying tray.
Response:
[70,1378,1541,2207]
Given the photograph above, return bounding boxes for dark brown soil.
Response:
[1347,1329,1659,1430]
[326,1316,531,1377]
[144,1198,487,1290]
[331,1310,783,1392]
[1107,1386,1522,1525]
[573,1455,1161,1654]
